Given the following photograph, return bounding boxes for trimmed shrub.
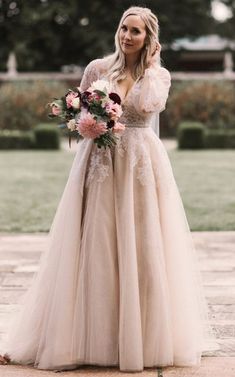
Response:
[225,130,235,148]
[205,129,227,148]
[167,81,235,130]
[178,121,205,149]
[34,123,60,149]
[0,130,35,149]
[0,80,67,131]
[205,129,235,149]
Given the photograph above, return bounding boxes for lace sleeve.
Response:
[134,66,171,114]
[79,59,101,91]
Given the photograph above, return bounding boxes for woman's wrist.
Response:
[146,41,161,68]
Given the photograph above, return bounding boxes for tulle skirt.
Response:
[4,127,215,372]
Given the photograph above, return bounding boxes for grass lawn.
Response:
[169,148,235,231]
[0,147,234,232]
[0,150,74,232]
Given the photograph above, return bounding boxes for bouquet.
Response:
[48,79,125,149]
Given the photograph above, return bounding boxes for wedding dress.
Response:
[3,58,215,372]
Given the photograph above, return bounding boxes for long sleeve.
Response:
[79,59,101,91]
[134,66,171,114]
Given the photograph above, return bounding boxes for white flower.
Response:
[88,79,111,93]
[67,119,76,131]
[71,97,80,109]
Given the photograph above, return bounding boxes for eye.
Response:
[121,25,127,31]
[132,29,140,34]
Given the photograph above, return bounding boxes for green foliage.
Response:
[94,131,118,149]
[226,130,235,148]
[0,0,215,71]
[204,129,235,149]
[178,121,205,149]
[178,123,235,150]
[0,129,35,149]
[205,129,227,148]
[34,123,60,149]
[0,126,62,150]
[0,80,67,130]
[167,81,235,130]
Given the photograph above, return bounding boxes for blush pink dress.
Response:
[4,58,215,372]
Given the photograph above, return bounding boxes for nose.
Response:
[124,30,131,41]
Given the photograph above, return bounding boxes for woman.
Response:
[0,6,215,372]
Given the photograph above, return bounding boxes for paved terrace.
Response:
[0,232,234,376]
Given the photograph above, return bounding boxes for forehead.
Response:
[122,14,146,30]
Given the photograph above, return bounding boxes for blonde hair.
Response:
[105,6,160,82]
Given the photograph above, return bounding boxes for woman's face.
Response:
[119,15,147,56]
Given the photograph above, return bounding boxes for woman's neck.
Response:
[125,53,139,72]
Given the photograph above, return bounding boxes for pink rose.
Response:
[113,122,125,134]
[71,97,80,109]
[76,112,107,139]
[88,92,101,101]
[106,102,123,121]
[66,92,78,108]
[51,104,62,116]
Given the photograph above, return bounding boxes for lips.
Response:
[122,42,133,47]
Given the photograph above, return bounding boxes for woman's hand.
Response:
[146,42,161,68]
[152,41,161,56]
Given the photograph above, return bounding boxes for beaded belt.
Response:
[125,124,150,128]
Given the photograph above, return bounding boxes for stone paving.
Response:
[0,231,234,376]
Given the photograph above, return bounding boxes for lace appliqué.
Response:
[78,60,172,190]
[137,155,154,187]
[116,128,155,187]
[85,145,112,187]
[153,137,177,196]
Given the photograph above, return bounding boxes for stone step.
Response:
[0,232,235,374]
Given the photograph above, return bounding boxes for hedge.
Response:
[177,121,205,149]
[34,123,60,149]
[0,80,67,131]
[0,124,60,149]
[0,130,35,149]
[178,122,235,149]
[205,129,235,149]
[167,81,235,131]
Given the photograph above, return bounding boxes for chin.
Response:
[121,47,140,55]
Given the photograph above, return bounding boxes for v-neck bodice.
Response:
[91,74,151,128]
[79,58,171,129]
[109,77,154,128]
[113,78,139,103]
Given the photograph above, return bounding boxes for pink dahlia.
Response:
[76,112,107,139]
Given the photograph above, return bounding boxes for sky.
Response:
[211,0,233,21]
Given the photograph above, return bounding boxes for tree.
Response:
[0,0,216,71]
[214,0,235,39]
